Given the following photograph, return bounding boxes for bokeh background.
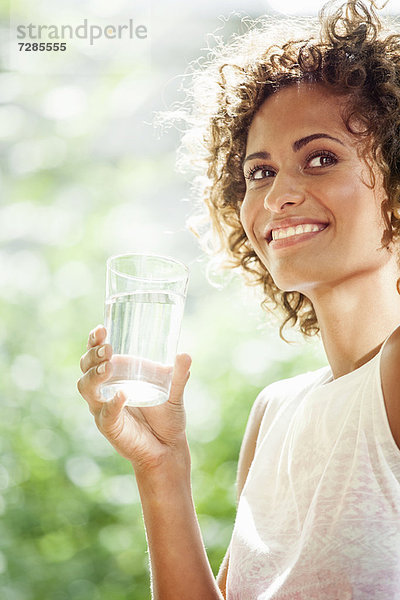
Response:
[1,0,399,598]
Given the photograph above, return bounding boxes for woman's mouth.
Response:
[267,223,329,249]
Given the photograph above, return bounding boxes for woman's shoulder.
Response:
[379,324,400,450]
[235,366,330,502]
[259,364,331,402]
[243,366,330,447]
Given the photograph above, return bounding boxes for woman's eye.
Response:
[245,165,275,180]
[244,152,337,181]
[306,152,337,168]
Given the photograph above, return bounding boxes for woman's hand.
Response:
[77,325,192,473]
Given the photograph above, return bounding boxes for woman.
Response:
[78,1,400,598]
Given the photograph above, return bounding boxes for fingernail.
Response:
[91,325,103,341]
[97,362,106,374]
[97,346,105,358]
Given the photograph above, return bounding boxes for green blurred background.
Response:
[4,0,398,598]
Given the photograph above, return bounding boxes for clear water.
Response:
[101,379,170,407]
[101,290,184,407]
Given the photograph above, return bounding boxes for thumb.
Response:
[168,353,192,406]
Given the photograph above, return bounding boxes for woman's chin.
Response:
[271,274,307,294]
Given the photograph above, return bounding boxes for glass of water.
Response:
[100,253,189,407]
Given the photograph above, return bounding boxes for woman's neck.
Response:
[308,259,400,380]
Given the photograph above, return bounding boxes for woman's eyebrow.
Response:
[293,133,344,152]
[243,133,345,167]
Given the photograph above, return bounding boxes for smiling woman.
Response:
[240,84,392,297]
[177,0,400,341]
[77,1,400,599]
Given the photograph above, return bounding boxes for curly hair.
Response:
[163,0,400,341]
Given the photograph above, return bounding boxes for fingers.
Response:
[80,324,112,374]
[78,326,114,415]
[80,343,113,374]
[87,324,107,350]
[168,353,192,406]
[77,358,114,409]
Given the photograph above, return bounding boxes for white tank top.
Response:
[226,335,400,600]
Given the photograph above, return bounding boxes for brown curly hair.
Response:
[164,0,400,341]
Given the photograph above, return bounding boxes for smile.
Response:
[268,223,329,249]
[271,223,326,241]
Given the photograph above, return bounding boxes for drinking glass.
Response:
[100,253,189,407]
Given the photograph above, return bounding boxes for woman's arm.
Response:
[136,447,223,600]
[78,325,223,600]
[216,392,269,597]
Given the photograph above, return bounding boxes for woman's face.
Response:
[240,83,392,294]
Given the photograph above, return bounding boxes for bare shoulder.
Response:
[380,325,400,450]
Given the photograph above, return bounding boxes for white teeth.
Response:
[271,223,324,241]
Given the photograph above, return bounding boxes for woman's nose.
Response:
[264,174,305,213]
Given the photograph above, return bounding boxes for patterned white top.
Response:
[226,337,400,599]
